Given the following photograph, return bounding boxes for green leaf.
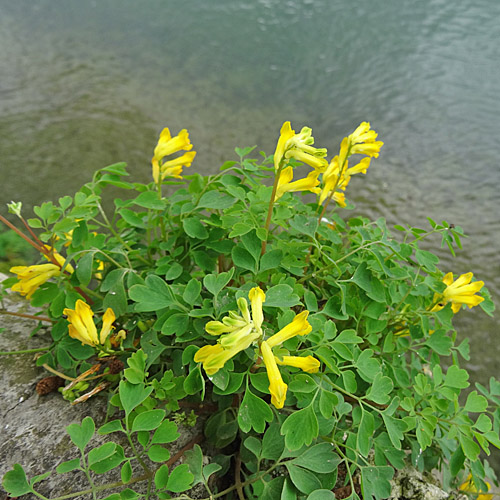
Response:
[56,458,82,474]
[229,222,253,237]
[148,445,171,462]
[152,420,180,444]
[444,365,469,389]
[285,464,322,494]
[164,262,183,280]
[292,443,340,473]
[119,208,146,228]
[166,464,194,493]
[98,420,124,436]
[357,409,375,457]
[238,387,273,433]
[261,423,285,461]
[184,365,205,395]
[89,447,125,473]
[336,329,363,343]
[449,446,465,477]
[76,252,94,286]
[382,414,407,450]
[352,263,386,303]
[260,249,283,273]
[183,278,202,305]
[319,390,338,419]
[203,463,222,481]
[241,230,262,262]
[66,416,95,452]
[289,215,318,238]
[2,464,31,496]
[289,374,317,393]
[155,464,169,489]
[360,466,394,500]
[464,391,488,413]
[307,491,336,500]
[355,349,380,382]
[244,436,262,459]
[203,269,234,298]
[459,433,480,461]
[131,409,166,432]
[129,275,173,311]
[415,249,439,272]
[119,381,153,416]
[264,284,301,308]
[183,217,209,239]
[232,245,257,273]
[121,461,132,484]
[366,373,393,405]
[184,444,203,485]
[88,442,116,466]
[425,330,453,356]
[124,349,148,384]
[281,406,318,451]
[198,190,235,209]
[133,191,165,210]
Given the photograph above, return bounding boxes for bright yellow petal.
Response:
[274,121,295,171]
[75,300,98,345]
[266,311,312,348]
[276,355,320,373]
[261,341,288,409]
[249,286,265,331]
[99,308,116,344]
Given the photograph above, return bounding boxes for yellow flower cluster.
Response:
[64,300,116,347]
[459,474,493,500]
[272,121,383,207]
[152,128,196,183]
[432,272,484,314]
[194,287,320,408]
[318,121,383,207]
[10,247,74,299]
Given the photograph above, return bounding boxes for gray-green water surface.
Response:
[1,0,499,407]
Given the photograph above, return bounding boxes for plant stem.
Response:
[261,161,284,256]
[0,310,54,323]
[0,346,51,355]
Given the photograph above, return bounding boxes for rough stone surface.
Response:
[0,278,206,499]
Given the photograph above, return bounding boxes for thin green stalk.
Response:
[0,346,50,355]
[261,161,285,256]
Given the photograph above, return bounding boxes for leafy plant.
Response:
[1,121,498,499]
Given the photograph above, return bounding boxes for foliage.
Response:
[1,122,498,499]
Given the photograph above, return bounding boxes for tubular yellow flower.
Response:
[249,287,266,332]
[274,121,295,171]
[459,474,493,500]
[196,287,267,375]
[100,308,116,344]
[261,341,288,409]
[152,128,196,182]
[275,167,321,200]
[153,128,193,160]
[431,272,484,313]
[42,245,74,272]
[276,355,320,373]
[273,122,328,172]
[64,300,115,347]
[266,311,312,349]
[10,264,62,299]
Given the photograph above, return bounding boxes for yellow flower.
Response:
[431,272,484,313]
[195,287,266,375]
[266,311,312,348]
[63,300,115,347]
[459,474,493,500]
[261,341,288,409]
[10,264,62,299]
[274,121,296,171]
[275,167,321,200]
[152,128,196,182]
[42,245,74,272]
[273,122,328,172]
[153,128,193,160]
[276,355,320,373]
[317,122,382,207]
[249,286,265,333]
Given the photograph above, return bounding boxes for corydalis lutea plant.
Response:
[1,122,498,500]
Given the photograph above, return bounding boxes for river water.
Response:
[1,0,499,416]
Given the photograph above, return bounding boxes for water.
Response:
[1,0,499,448]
